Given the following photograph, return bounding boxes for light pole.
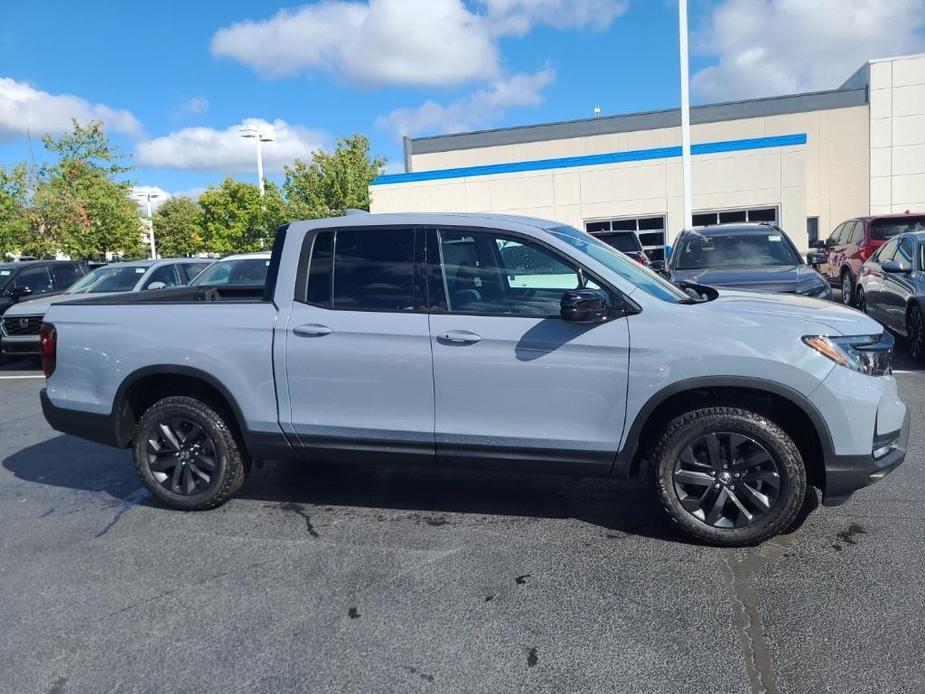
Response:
[133,191,160,259]
[239,127,275,196]
[678,0,693,232]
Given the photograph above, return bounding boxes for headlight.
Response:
[796,279,831,297]
[802,333,894,376]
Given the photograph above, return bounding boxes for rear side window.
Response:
[848,223,863,244]
[51,263,83,289]
[306,229,415,311]
[179,262,212,283]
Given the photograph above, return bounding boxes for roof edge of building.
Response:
[408,86,867,157]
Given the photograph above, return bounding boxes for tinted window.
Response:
[307,232,333,306]
[848,222,863,244]
[51,264,84,290]
[178,262,212,283]
[194,258,270,287]
[594,232,641,253]
[673,231,802,270]
[875,238,899,263]
[143,264,181,289]
[333,229,415,311]
[829,224,845,245]
[871,216,925,240]
[438,229,581,317]
[895,237,915,270]
[12,265,53,294]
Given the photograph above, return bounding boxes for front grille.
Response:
[2,315,42,336]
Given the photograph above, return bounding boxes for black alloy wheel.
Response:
[909,305,925,361]
[672,432,781,528]
[856,286,867,314]
[146,417,218,496]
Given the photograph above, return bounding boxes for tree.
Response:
[152,197,205,257]
[198,178,286,254]
[34,120,143,259]
[283,134,385,219]
[0,164,30,259]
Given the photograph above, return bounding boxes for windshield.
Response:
[871,217,925,241]
[673,231,802,270]
[547,225,688,303]
[192,258,270,287]
[65,265,147,293]
[594,232,641,254]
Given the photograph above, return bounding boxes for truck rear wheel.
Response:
[650,407,806,546]
[133,396,246,510]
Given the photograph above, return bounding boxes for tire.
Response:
[650,407,806,546]
[841,269,855,307]
[908,304,925,362]
[133,396,246,510]
[856,285,867,314]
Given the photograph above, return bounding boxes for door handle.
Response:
[293,323,333,337]
[437,330,482,344]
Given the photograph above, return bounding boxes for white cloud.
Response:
[376,67,556,138]
[172,186,208,201]
[174,96,209,118]
[135,118,326,172]
[211,0,624,87]
[0,76,143,141]
[692,0,925,102]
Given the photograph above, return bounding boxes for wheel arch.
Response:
[112,365,251,454]
[616,377,833,492]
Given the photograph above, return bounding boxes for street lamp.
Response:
[678,0,693,232]
[239,127,275,196]
[133,190,160,259]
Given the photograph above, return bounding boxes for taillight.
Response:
[39,322,56,378]
[636,253,649,266]
[859,244,875,262]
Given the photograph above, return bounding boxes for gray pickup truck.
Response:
[40,213,908,546]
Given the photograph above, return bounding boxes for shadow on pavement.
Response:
[3,434,698,543]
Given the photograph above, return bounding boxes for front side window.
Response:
[12,266,53,294]
[895,237,915,270]
[828,224,845,245]
[143,264,181,289]
[673,231,803,270]
[436,229,590,317]
[305,229,415,311]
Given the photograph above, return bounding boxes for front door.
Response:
[882,236,917,332]
[283,227,435,461]
[428,227,630,472]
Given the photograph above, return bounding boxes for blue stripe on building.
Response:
[372,133,808,186]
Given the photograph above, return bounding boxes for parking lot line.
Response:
[0,375,44,380]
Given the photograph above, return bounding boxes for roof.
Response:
[406,86,867,158]
[680,223,783,237]
[855,212,925,222]
[300,211,561,232]
[215,252,272,261]
[0,259,86,270]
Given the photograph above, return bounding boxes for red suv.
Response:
[815,213,925,306]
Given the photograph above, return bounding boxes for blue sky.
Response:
[1,0,923,203]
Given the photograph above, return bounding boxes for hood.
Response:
[697,288,882,336]
[2,291,120,317]
[671,264,821,293]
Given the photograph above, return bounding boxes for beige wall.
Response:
[372,104,873,251]
[869,54,925,214]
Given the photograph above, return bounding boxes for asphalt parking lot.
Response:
[1,342,923,693]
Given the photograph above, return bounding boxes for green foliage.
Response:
[0,164,30,260]
[198,178,287,254]
[152,197,204,257]
[34,120,143,259]
[284,134,385,219]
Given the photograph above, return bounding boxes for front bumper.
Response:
[1,335,40,356]
[822,409,909,506]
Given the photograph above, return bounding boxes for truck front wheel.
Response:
[133,396,246,510]
[650,407,806,546]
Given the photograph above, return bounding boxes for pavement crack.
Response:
[281,502,319,538]
[719,541,791,694]
[95,488,148,538]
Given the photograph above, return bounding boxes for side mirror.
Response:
[561,288,609,323]
[649,260,666,272]
[9,286,32,301]
[808,252,826,265]
[146,281,167,290]
[812,240,826,249]
[881,260,909,274]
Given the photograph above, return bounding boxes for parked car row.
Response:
[0,253,271,360]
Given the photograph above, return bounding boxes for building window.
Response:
[807,217,819,245]
[585,215,667,261]
[692,206,778,227]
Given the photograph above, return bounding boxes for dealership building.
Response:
[370,53,925,258]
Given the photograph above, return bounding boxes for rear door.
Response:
[283,226,435,461]
[428,226,630,472]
